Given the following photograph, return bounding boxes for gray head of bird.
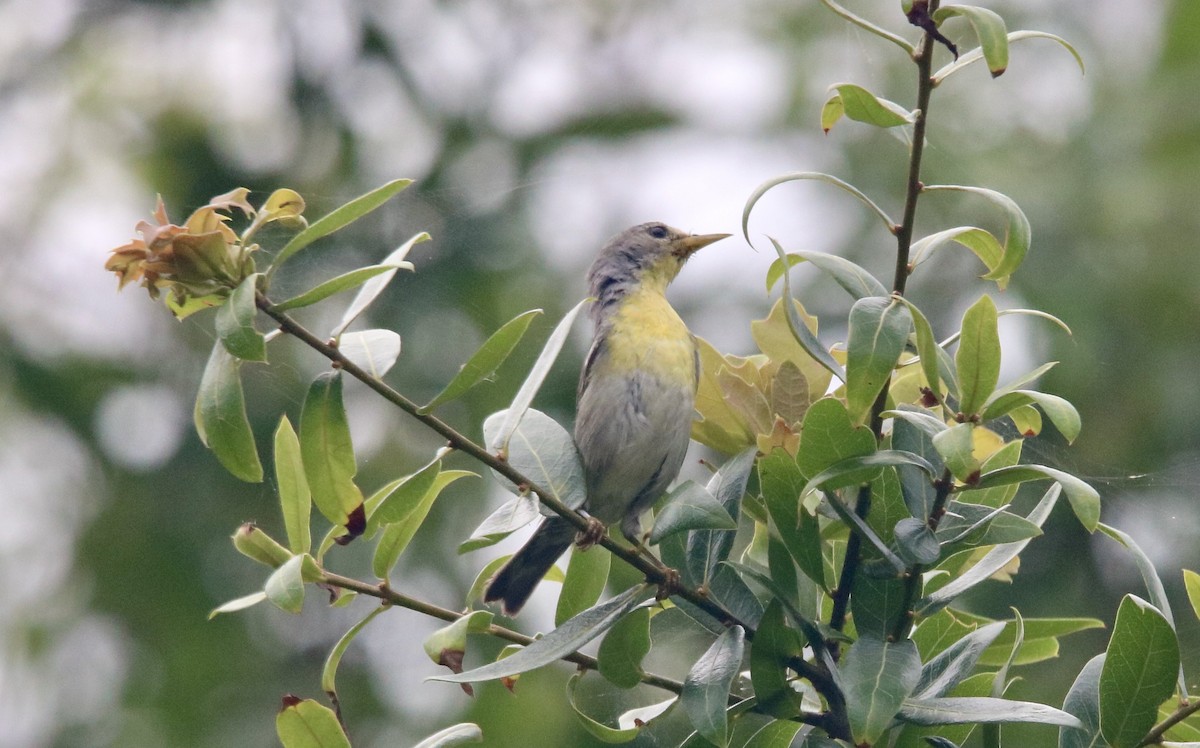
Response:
[586,222,730,306]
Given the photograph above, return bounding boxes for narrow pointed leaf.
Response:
[1184,569,1200,623]
[934,30,1084,84]
[208,591,268,619]
[459,494,541,553]
[767,239,845,381]
[982,390,1081,443]
[337,329,401,379]
[686,448,756,587]
[779,250,889,300]
[432,585,648,682]
[819,0,915,53]
[955,295,1000,416]
[898,697,1083,729]
[910,226,1004,273]
[932,423,979,482]
[846,296,913,424]
[421,309,542,412]
[412,724,484,748]
[276,698,351,748]
[1099,595,1180,747]
[265,554,307,614]
[490,298,589,454]
[368,460,442,530]
[841,637,922,744]
[271,178,413,273]
[975,465,1098,532]
[274,416,311,554]
[744,174,895,243]
[682,626,745,747]
[919,484,1059,614]
[932,5,1009,77]
[372,468,472,579]
[890,408,946,520]
[322,605,389,694]
[196,341,263,482]
[300,372,364,537]
[216,274,266,361]
[331,231,429,337]
[924,186,1031,286]
[895,298,945,402]
[273,263,409,312]
[914,621,1007,699]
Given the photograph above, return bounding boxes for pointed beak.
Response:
[673,232,731,258]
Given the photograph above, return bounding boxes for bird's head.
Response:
[587,222,730,303]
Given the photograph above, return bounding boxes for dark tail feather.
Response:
[484,516,575,615]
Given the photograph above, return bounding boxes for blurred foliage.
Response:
[2,1,1199,747]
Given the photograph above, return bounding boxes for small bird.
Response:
[485,222,729,614]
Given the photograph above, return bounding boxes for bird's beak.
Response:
[674,232,731,258]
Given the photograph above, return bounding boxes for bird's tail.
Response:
[484,516,575,615]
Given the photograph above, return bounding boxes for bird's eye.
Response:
[647,225,668,239]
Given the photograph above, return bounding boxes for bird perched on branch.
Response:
[485,222,729,615]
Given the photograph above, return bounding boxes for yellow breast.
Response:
[602,289,696,385]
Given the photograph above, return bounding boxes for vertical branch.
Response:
[890,468,954,641]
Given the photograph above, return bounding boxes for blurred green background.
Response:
[2,1,1198,746]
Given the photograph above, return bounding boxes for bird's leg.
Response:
[621,517,680,598]
[575,516,607,550]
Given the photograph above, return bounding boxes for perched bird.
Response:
[484,222,729,615]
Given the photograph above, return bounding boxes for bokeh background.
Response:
[2,0,1198,746]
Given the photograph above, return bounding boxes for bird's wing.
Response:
[577,333,607,402]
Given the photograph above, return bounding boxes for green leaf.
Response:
[932,423,978,482]
[421,309,542,412]
[489,298,589,454]
[744,174,895,244]
[846,295,912,424]
[895,518,940,565]
[597,607,652,689]
[372,468,473,579]
[322,605,388,695]
[685,448,756,588]
[764,253,806,293]
[776,250,889,300]
[271,178,413,273]
[841,636,922,744]
[196,342,263,482]
[412,723,484,748]
[750,600,805,719]
[982,390,1081,443]
[265,554,307,614]
[890,408,946,520]
[650,481,737,544]
[276,697,350,748]
[1100,596,1181,747]
[924,186,1031,287]
[459,494,541,553]
[934,30,1084,85]
[827,83,915,128]
[796,397,877,486]
[913,621,1007,700]
[758,449,826,590]
[932,5,1009,77]
[274,416,311,554]
[818,0,915,53]
[895,298,946,403]
[803,450,936,497]
[330,231,429,338]
[337,329,401,379]
[556,545,611,627]
[368,460,442,529]
[565,673,642,743]
[743,720,804,747]
[767,239,846,382]
[975,464,1099,532]
[300,371,364,538]
[1060,654,1105,748]
[273,263,407,312]
[897,697,1083,729]
[1184,569,1200,622]
[216,274,266,361]
[820,94,845,133]
[433,585,649,683]
[910,227,1004,274]
[482,407,586,510]
[682,626,745,747]
[955,295,1000,416]
[919,484,1059,615]
[208,590,268,619]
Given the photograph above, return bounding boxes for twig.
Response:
[1138,696,1200,746]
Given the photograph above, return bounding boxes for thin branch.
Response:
[1139,696,1200,747]
[890,468,954,641]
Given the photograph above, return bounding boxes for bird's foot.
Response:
[654,566,681,601]
[575,517,607,549]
